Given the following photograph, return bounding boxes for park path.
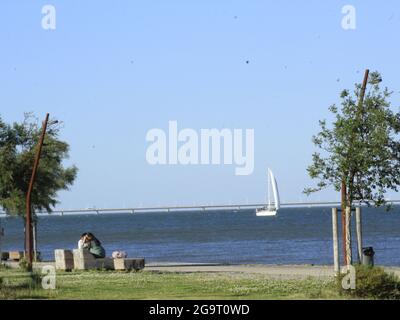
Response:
[146,264,336,279]
[145,263,400,279]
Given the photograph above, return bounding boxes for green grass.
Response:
[0,266,57,299]
[1,266,340,300]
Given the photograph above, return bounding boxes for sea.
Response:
[0,206,399,266]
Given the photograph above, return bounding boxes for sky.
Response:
[0,1,399,209]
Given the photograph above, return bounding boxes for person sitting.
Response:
[83,233,106,259]
[78,232,88,249]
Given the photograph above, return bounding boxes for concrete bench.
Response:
[6,251,41,262]
[55,249,74,271]
[73,249,114,270]
[8,251,24,261]
[54,249,145,271]
[113,257,145,271]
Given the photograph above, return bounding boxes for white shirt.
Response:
[78,239,84,249]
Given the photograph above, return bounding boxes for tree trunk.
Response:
[345,206,352,266]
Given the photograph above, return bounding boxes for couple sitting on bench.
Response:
[55,232,144,271]
[78,232,106,259]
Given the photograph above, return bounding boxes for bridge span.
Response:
[2,200,400,216]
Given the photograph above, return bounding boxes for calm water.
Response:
[1,207,399,265]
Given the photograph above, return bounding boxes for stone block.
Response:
[9,251,24,261]
[95,258,114,270]
[114,258,145,271]
[54,249,74,271]
[73,249,96,270]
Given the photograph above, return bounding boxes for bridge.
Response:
[2,200,400,216]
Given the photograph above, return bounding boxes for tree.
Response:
[304,71,400,263]
[0,113,78,216]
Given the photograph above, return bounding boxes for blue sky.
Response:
[0,1,399,209]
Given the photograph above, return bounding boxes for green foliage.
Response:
[18,257,29,271]
[339,265,400,300]
[0,113,77,216]
[305,72,400,207]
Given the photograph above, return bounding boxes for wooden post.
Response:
[356,207,363,263]
[345,206,352,266]
[332,208,340,275]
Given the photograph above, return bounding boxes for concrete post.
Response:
[345,206,352,266]
[356,207,363,263]
[332,208,340,275]
[33,220,38,262]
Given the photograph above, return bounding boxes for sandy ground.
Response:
[145,264,336,279]
[145,264,400,279]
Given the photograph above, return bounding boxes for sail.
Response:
[268,169,280,210]
[256,168,279,217]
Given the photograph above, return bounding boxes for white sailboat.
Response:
[256,168,280,217]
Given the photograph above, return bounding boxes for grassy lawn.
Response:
[1,266,341,300]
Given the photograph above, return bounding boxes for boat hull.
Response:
[256,209,277,217]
